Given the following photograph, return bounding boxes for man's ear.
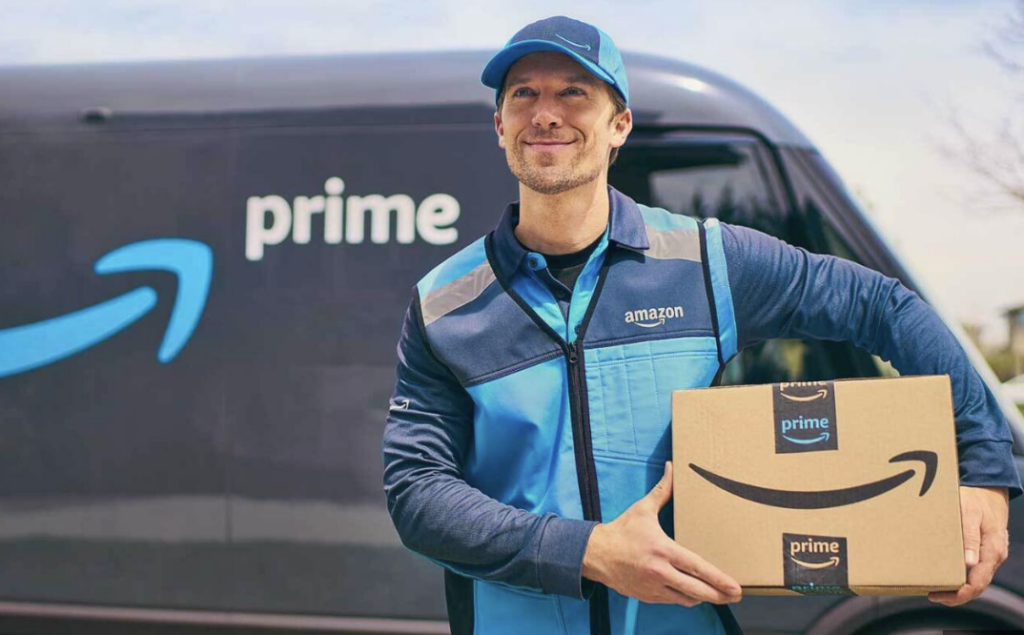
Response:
[494,111,506,149]
[610,107,633,150]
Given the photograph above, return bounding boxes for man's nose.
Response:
[531,97,563,129]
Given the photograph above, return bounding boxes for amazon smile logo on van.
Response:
[0,238,212,379]
[624,305,684,328]
[773,381,839,453]
[783,534,850,594]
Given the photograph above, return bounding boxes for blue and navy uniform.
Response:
[382,184,1022,635]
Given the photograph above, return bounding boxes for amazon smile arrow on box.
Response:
[672,375,964,596]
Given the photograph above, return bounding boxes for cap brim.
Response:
[480,40,617,93]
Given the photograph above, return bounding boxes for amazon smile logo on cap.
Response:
[773,381,838,453]
[783,534,851,594]
[554,33,592,50]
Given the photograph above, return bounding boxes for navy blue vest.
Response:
[416,188,740,635]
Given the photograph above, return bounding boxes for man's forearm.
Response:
[722,223,1022,498]
[383,296,599,598]
[383,432,598,597]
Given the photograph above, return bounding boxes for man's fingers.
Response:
[929,588,972,606]
[962,501,982,567]
[928,542,1002,607]
[932,487,1013,607]
[660,565,736,605]
[969,522,1007,589]
[643,461,674,512]
[928,576,987,607]
[666,544,742,597]
[659,585,705,608]
[968,554,997,593]
[979,514,1011,566]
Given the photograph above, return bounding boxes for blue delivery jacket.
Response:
[382,184,1022,635]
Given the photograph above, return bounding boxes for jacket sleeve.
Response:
[720,222,1022,500]
[382,291,599,599]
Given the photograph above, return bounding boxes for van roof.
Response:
[0,50,813,147]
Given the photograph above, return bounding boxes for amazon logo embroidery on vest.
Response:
[624,305,684,328]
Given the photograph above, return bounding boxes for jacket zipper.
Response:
[566,337,611,635]
[565,339,599,521]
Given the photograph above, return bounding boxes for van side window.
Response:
[610,132,892,384]
[611,132,784,235]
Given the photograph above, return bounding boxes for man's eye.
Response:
[563,87,585,96]
[513,88,533,97]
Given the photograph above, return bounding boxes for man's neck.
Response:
[514,176,610,256]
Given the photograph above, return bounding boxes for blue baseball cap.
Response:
[481,16,629,106]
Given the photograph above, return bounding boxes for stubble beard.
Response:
[507,139,604,196]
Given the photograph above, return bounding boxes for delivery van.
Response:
[1,49,1023,635]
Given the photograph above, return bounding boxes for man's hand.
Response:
[582,461,742,607]
[928,486,1010,607]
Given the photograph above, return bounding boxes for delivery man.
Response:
[382,15,1022,635]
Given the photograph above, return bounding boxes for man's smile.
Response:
[525,139,576,153]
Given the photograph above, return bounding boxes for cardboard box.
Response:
[672,376,964,596]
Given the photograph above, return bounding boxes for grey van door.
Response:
[0,126,234,609]
[0,106,515,625]
[219,109,515,621]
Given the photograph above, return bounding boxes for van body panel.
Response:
[0,51,812,147]
[1,50,1021,633]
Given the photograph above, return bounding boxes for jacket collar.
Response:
[490,184,650,279]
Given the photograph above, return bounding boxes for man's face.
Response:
[494,51,632,196]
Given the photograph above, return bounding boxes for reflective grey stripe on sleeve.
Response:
[420,261,498,327]
[644,227,701,262]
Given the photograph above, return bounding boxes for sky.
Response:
[2,0,1023,347]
